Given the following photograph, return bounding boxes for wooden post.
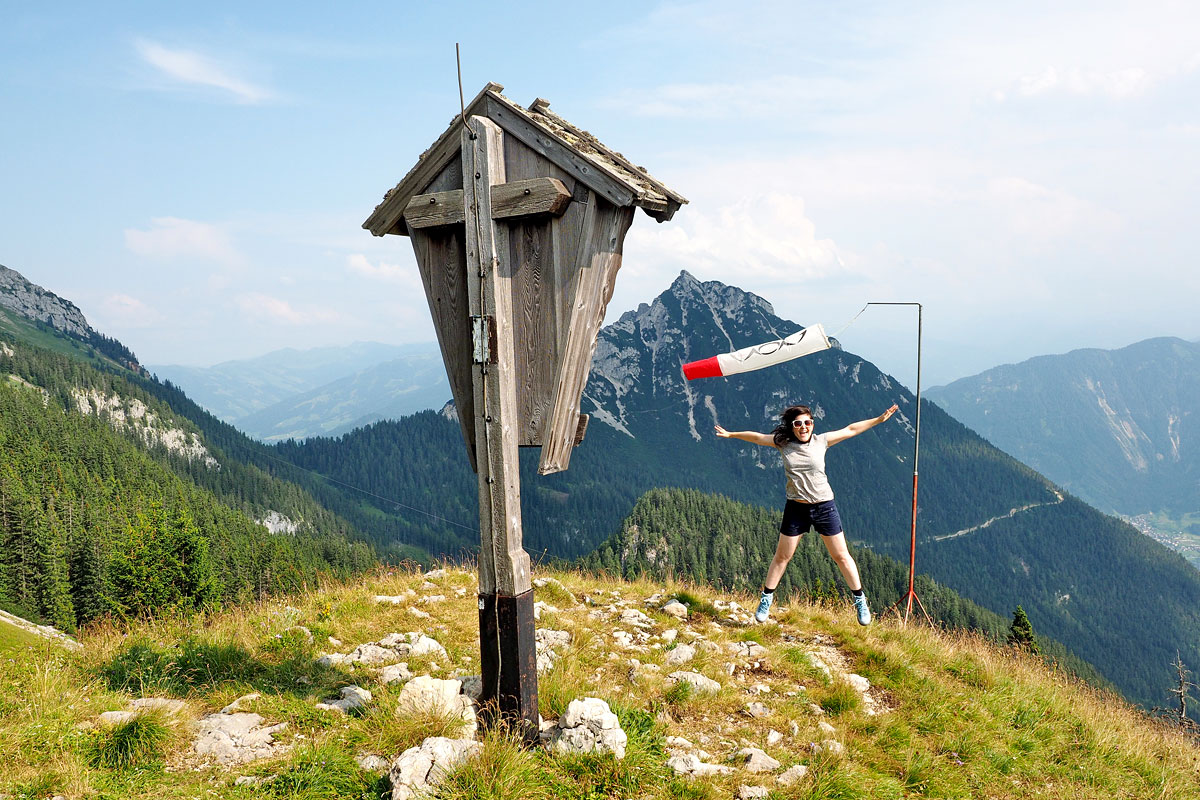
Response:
[462,115,538,742]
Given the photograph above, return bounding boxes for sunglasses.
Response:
[792,419,814,428]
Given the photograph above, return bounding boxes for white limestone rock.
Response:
[536,628,572,672]
[727,641,769,660]
[316,652,348,668]
[129,697,187,716]
[738,786,769,799]
[315,685,372,714]
[380,663,413,685]
[667,671,721,694]
[356,753,390,772]
[193,712,287,766]
[665,643,696,666]
[619,609,654,628]
[811,739,845,756]
[667,752,733,776]
[375,592,416,605]
[389,736,481,800]
[737,747,781,773]
[777,763,810,785]
[396,676,476,737]
[351,643,403,666]
[533,601,560,620]
[745,702,771,718]
[549,697,627,759]
[662,600,689,619]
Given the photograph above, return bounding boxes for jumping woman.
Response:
[714,402,899,625]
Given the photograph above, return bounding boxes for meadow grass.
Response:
[1,564,1198,799]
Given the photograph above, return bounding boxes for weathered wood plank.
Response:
[550,188,594,361]
[408,227,475,470]
[484,95,638,210]
[491,178,571,220]
[404,189,466,229]
[538,202,635,474]
[509,218,552,445]
[463,115,531,598]
[405,179,569,230]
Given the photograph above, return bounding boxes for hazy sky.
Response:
[3,1,1197,388]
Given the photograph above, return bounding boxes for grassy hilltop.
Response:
[3,565,1199,800]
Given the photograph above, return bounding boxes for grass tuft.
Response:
[100,637,260,695]
[815,680,861,717]
[87,711,172,771]
[436,731,551,800]
[671,591,719,620]
[257,743,387,800]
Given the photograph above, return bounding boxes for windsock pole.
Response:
[868,302,933,627]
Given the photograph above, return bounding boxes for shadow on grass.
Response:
[97,635,355,699]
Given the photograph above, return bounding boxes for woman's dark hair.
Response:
[772,405,814,447]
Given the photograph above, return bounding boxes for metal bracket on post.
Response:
[471,315,496,364]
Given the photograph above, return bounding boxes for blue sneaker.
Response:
[853,593,872,626]
[755,592,774,623]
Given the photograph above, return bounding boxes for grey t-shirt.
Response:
[780,433,835,503]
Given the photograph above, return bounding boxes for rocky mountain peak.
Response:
[0,263,93,339]
[668,270,776,319]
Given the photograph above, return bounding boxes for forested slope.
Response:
[0,337,374,630]
[584,487,1108,689]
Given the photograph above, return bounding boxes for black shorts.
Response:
[780,499,843,537]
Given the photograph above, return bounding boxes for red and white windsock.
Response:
[682,323,832,380]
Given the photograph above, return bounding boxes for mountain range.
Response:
[927,338,1200,565]
[4,260,1200,708]
[926,337,1198,517]
[151,342,448,441]
[274,270,1200,707]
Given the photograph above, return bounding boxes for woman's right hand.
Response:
[714,424,732,438]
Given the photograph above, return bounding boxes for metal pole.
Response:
[864,302,932,626]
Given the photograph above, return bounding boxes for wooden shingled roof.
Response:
[363,82,687,236]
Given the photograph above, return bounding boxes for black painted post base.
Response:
[478,588,539,745]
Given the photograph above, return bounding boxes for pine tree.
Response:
[1008,605,1041,655]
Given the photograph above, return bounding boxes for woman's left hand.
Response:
[879,404,899,422]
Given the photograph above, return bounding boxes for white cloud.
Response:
[98,293,165,328]
[625,192,848,284]
[1010,65,1152,99]
[985,176,1123,244]
[346,253,412,283]
[234,293,340,325]
[124,217,243,265]
[603,75,851,120]
[135,39,271,104]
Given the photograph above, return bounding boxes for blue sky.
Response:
[2,1,1197,388]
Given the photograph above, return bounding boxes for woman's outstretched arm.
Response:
[825,404,900,446]
[714,425,776,447]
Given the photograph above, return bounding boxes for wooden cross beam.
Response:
[403,178,572,230]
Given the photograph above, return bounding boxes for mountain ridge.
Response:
[276,269,1200,706]
[926,335,1199,517]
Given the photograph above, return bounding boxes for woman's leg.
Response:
[821,532,863,592]
[763,533,801,590]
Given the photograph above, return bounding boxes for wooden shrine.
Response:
[363,82,685,741]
